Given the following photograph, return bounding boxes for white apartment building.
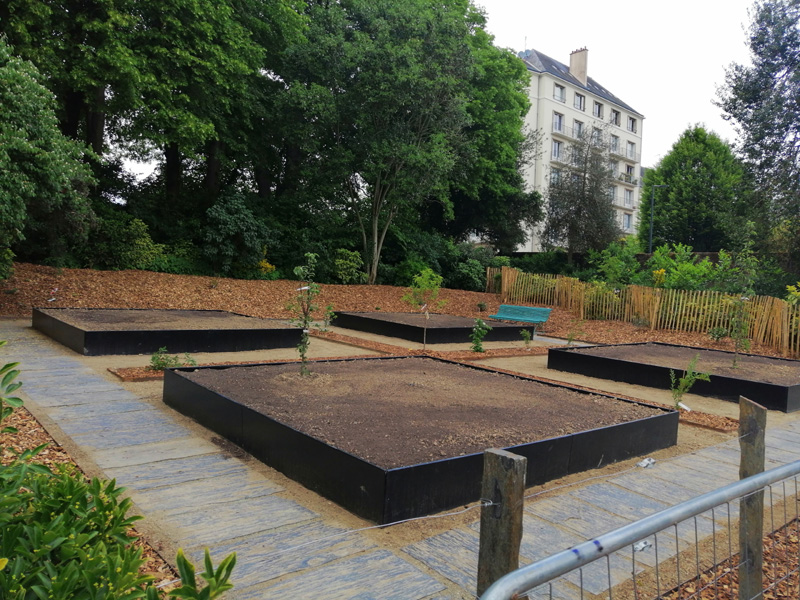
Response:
[516,47,644,252]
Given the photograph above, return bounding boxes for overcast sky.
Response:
[475,0,756,167]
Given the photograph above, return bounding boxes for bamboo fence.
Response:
[487,266,800,358]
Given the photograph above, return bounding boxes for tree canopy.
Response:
[717,0,800,258]
[0,37,94,277]
[0,0,539,284]
[638,126,752,252]
[542,130,620,260]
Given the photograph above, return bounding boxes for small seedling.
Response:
[320,304,336,332]
[708,326,728,342]
[402,268,446,350]
[728,297,751,368]
[669,354,710,410]
[149,347,197,371]
[520,329,532,348]
[566,319,585,346]
[287,252,320,376]
[470,318,492,352]
[477,302,487,312]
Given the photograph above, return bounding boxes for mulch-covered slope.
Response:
[0,262,785,357]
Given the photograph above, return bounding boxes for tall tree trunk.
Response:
[62,90,84,140]
[254,165,273,199]
[203,139,223,198]
[165,143,182,204]
[86,87,106,155]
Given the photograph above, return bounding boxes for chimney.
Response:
[569,47,588,86]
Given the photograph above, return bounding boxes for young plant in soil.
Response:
[149,347,197,371]
[288,252,321,376]
[566,319,585,346]
[401,268,446,350]
[520,329,532,348]
[669,353,710,410]
[470,318,492,352]
[727,296,751,368]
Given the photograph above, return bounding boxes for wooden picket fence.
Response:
[486,266,800,357]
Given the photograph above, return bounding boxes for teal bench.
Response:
[489,305,551,335]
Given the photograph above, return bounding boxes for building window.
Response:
[623,213,632,231]
[627,116,637,133]
[554,83,566,102]
[552,140,562,160]
[551,168,561,184]
[593,101,604,118]
[611,109,621,126]
[573,120,584,138]
[624,189,633,207]
[610,160,619,176]
[611,135,620,153]
[591,127,602,144]
[574,93,585,111]
[553,112,564,132]
[609,185,617,202]
[626,141,636,160]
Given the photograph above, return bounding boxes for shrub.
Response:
[449,258,485,291]
[334,249,367,284]
[287,253,321,376]
[669,354,710,409]
[708,326,728,341]
[0,341,236,599]
[470,318,492,352]
[149,347,197,371]
[202,192,274,276]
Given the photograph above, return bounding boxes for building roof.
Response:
[519,48,643,117]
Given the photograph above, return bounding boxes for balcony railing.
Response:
[617,172,639,186]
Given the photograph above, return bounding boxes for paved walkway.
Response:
[2,319,798,599]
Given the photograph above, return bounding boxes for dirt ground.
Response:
[3,263,799,594]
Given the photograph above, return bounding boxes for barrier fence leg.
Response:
[477,449,527,597]
[739,396,766,600]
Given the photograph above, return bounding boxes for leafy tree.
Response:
[426,26,543,253]
[201,192,274,276]
[638,126,752,252]
[0,38,95,277]
[283,0,481,284]
[542,130,620,262]
[717,0,800,260]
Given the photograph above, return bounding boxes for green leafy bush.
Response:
[201,192,274,276]
[470,318,492,352]
[334,249,367,284]
[0,342,236,598]
[669,354,710,409]
[149,347,198,371]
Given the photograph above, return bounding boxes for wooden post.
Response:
[738,396,766,600]
[477,449,527,597]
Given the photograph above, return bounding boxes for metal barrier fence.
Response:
[480,459,800,600]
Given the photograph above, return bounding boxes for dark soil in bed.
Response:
[180,356,664,469]
[569,343,800,386]
[40,308,287,330]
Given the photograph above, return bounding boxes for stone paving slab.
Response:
[404,528,481,592]
[128,469,284,515]
[56,410,179,436]
[47,400,151,420]
[70,421,191,449]
[242,549,446,600]
[168,494,318,548]
[104,453,250,491]
[93,436,220,469]
[190,520,377,590]
[26,388,141,407]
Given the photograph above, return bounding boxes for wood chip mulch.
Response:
[664,519,800,600]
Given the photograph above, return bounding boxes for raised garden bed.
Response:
[163,356,678,523]
[32,308,301,356]
[333,311,537,344]
[548,342,800,413]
